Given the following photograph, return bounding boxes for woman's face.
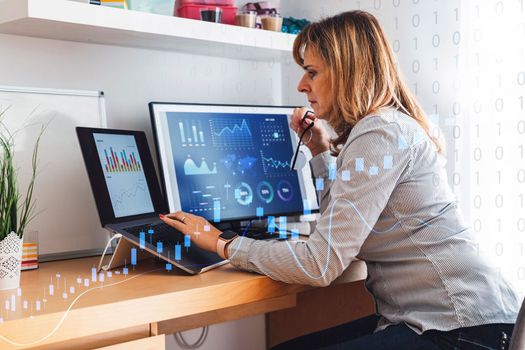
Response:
[297,47,333,118]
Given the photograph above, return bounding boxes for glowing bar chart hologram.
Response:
[103,147,142,173]
[139,232,146,249]
[175,245,182,261]
[179,121,206,147]
[131,248,137,266]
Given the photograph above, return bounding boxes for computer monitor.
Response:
[149,102,319,226]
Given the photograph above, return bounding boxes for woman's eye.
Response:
[308,71,317,78]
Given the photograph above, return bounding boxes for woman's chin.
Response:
[311,107,327,119]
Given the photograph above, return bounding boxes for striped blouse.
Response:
[227,108,520,333]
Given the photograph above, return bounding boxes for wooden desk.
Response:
[0,256,373,350]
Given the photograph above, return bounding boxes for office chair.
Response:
[509,297,525,350]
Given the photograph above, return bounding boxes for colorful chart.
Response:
[102,147,142,173]
[93,133,154,218]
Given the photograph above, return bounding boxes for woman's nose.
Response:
[297,75,309,93]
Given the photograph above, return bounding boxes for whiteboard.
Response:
[0,86,108,259]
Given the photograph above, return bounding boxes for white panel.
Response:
[0,86,107,256]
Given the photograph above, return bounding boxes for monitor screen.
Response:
[150,103,318,223]
[93,133,155,218]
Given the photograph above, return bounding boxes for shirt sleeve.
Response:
[309,150,337,215]
[227,121,413,287]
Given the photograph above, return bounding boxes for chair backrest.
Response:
[509,297,525,350]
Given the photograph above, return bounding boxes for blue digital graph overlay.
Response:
[210,118,253,149]
[260,150,292,177]
[166,112,304,221]
[184,156,217,176]
[260,117,286,146]
[177,120,206,147]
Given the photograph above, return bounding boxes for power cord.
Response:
[174,326,209,349]
[97,233,122,272]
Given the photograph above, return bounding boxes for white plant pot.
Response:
[0,232,23,291]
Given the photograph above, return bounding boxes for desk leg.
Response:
[266,280,375,349]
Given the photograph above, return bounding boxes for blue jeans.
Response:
[271,314,514,350]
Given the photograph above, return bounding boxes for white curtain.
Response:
[457,0,525,292]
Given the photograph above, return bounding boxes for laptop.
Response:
[76,127,226,274]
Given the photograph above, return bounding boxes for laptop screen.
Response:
[77,127,165,226]
[93,133,155,218]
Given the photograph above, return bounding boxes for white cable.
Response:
[97,233,122,272]
[173,326,209,349]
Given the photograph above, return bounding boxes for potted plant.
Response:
[0,107,43,291]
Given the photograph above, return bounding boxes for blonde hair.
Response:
[293,10,443,156]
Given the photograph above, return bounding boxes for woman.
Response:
[160,11,520,349]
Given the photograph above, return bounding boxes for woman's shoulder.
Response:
[353,108,420,132]
[348,108,429,149]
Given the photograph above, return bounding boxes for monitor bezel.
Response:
[76,127,166,226]
[149,102,319,224]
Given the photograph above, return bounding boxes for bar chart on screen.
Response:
[102,147,143,173]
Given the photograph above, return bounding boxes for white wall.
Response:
[0,34,282,136]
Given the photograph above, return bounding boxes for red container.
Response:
[177,4,237,25]
[177,0,235,5]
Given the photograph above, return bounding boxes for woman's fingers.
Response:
[160,211,207,232]
[163,211,193,222]
[159,212,220,253]
[159,214,186,233]
[290,107,311,133]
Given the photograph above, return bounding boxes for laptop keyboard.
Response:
[124,223,185,246]
[125,223,175,236]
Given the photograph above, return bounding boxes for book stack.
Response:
[21,242,38,270]
[100,0,128,8]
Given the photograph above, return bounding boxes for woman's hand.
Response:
[290,107,331,157]
[159,211,222,254]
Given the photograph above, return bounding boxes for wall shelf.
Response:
[0,0,297,61]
